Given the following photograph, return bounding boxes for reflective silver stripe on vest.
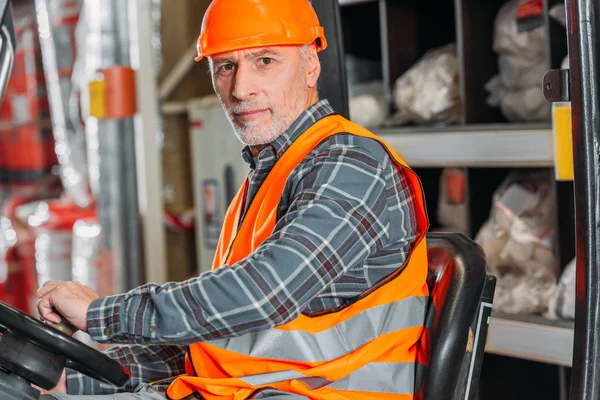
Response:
[250,388,311,399]
[241,370,307,386]
[328,362,416,394]
[240,362,417,394]
[296,377,333,390]
[242,372,332,390]
[207,295,427,363]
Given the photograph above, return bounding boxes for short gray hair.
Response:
[297,44,311,60]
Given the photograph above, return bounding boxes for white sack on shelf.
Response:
[492,0,546,61]
[497,54,548,90]
[545,257,576,321]
[486,0,550,122]
[475,170,558,315]
[391,44,461,126]
[345,54,388,128]
[486,77,550,122]
[349,81,389,128]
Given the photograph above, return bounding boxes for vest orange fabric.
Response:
[167,114,430,400]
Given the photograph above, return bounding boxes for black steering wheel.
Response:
[0,301,130,398]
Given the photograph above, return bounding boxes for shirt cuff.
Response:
[65,368,83,395]
[86,294,127,343]
[65,367,122,396]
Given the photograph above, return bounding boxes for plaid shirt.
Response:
[66,99,422,396]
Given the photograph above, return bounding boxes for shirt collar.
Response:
[241,99,335,167]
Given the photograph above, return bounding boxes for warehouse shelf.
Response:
[486,312,574,367]
[374,123,554,168]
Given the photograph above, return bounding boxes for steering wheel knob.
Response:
[48,322,77,337]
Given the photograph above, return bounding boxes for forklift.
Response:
[0,0,597,398]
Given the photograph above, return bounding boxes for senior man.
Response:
[37,0,430,399]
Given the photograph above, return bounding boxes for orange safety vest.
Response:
[167,114,430,400]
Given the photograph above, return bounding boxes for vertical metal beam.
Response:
[565,0,600,398]
[128,0,167,285]
[310,0,350,119]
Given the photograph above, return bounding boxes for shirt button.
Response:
[104,327,111,336]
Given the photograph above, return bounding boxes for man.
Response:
[37,0,430,398]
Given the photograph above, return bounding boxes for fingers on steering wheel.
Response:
[36,293,62,325]
[36,280,63,299]
[40,304,62,324]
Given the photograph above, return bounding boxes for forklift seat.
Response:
[420,232,497,400]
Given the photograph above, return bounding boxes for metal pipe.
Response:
[34,0,92,209]
[565,0,600,398]
[127,0,167,285]
[80,0,143,291]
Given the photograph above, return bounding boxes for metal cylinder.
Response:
[34,0,92,209]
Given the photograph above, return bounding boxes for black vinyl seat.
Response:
[421,232,497,400]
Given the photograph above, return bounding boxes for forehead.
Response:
[209,46,298,63]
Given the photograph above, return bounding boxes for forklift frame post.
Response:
[566,0,600,398]
[309,0,350,119]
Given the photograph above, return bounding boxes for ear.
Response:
[306,45,321,88]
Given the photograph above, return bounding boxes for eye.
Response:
[259,57,273,65]
[217,63,235,73]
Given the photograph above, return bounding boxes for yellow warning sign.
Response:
[553,104,574,181]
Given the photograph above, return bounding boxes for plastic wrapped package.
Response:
[391,44,461,126]
[349,81,388,128]
[475,170,557,315]
[486,0,549,122]
[545,257,575,320]
[486,77,550,122]
[493,0,546,61]
[345,54,388,128]
[497,54,547,90]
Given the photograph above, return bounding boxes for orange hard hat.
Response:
[195,0,328,62]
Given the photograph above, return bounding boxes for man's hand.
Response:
[37,281,99,332]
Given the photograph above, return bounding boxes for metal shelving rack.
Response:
[375,123,554,168]
[487,312,574,367]
[333,0,576,385]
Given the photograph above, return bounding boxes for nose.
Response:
[232,63,258,101]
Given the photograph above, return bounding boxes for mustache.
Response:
[228,102,270,115]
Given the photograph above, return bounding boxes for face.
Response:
[209,45,321,147]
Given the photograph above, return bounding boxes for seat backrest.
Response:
[421,232,494,400]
